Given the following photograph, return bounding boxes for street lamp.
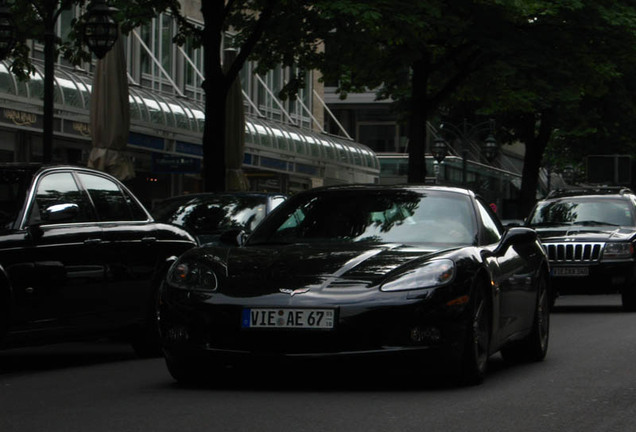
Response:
[431,137,448,163]
[482,134,498,163]
[431,119,498,186]
[83,0,119,59]
[0,1,118,163]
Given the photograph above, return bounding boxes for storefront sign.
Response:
[2,109,40,128]
[152,153,201,174]
[66,121,91,137]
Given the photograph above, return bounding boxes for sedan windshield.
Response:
[153,195,269,234]
[250,190,477,245]
[528,198,634,227]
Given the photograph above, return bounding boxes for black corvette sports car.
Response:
[159,185,551,385]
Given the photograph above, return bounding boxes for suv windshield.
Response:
[528,197,634,227]
[0,169,32,228]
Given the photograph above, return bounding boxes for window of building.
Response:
[357,122,402,153]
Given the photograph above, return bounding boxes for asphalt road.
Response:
[1,294,636,432]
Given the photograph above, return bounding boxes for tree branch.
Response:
[227,0,276,83]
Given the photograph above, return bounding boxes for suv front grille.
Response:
[542,242,604,263]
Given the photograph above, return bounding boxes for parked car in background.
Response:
[526,187,636,310]
[0,164,196,356]
[159,185,550,386]
[151,192,287,245]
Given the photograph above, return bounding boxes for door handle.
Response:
[141,237,157,243]
[84,238,102,245]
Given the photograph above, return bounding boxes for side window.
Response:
[78,173,133,222]
[29,172,94,224]
[270,196,286,211]
[476,199,502,245]
[123,189,150,221]
[271,208,306,240]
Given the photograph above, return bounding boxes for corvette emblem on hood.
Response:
[279,288,311,296]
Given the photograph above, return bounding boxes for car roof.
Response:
[297,183,476,198]
[545,187,634,199]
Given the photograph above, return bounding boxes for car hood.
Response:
[534,226,636,242]
[191,243,451,297]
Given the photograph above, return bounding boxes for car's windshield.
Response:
[0,169,31,228]
[153,195,269,234]
[249,190,477,245]
[528,198,634,227]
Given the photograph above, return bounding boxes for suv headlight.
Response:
[380,259,455,292]
[166,258,218,292]
[603,242,634,260]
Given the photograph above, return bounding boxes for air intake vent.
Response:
[543,242,604,263]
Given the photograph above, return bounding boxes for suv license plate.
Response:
[242,308,335,329]
[552,266,589,277]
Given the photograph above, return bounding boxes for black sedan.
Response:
[0,164,196,356]
[151,192,286,245]
[159,185,550,385]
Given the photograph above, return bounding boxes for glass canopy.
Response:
[0,60,379,172]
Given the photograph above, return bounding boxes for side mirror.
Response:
[26,203,79,242]
[42,203,80,223]
[492,227,537,255]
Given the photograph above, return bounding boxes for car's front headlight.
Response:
[166,258,219,292]
[603,242,634,260]
[380,259,455,292]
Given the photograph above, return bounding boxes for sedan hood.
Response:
[194,243,448,296]
[534,226,636,242]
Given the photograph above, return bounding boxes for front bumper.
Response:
[158,287,472,361]
[549,260,636,295]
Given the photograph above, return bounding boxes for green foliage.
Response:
[4,0,636,195]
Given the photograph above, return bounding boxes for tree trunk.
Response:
[519,112,553,216]
[407,57,429,183]
[201,1,228,192]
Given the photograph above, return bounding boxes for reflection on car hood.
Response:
[534,226,636,241]
[193,243,447,297]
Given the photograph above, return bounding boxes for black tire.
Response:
[501,273,550,363]
[165,352,208,385]
[456,281,491,386]
[621,288,636,312]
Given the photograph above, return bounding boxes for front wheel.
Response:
[455,282,491,386]
[501,273,550,363]
[164,351,216,385]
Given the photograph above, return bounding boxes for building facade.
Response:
[321,86,527,218]
[0,2,379,207]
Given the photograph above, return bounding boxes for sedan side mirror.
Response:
[42,203,80,223]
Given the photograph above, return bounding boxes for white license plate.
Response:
[552,266,589,277]
[241,308,335,329]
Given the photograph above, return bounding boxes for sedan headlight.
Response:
[166,258,218,292]
[603,242,634,260]
[380,259,455,292]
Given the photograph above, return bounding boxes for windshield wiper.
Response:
[572,220,618,226]
[530,221,572,227]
